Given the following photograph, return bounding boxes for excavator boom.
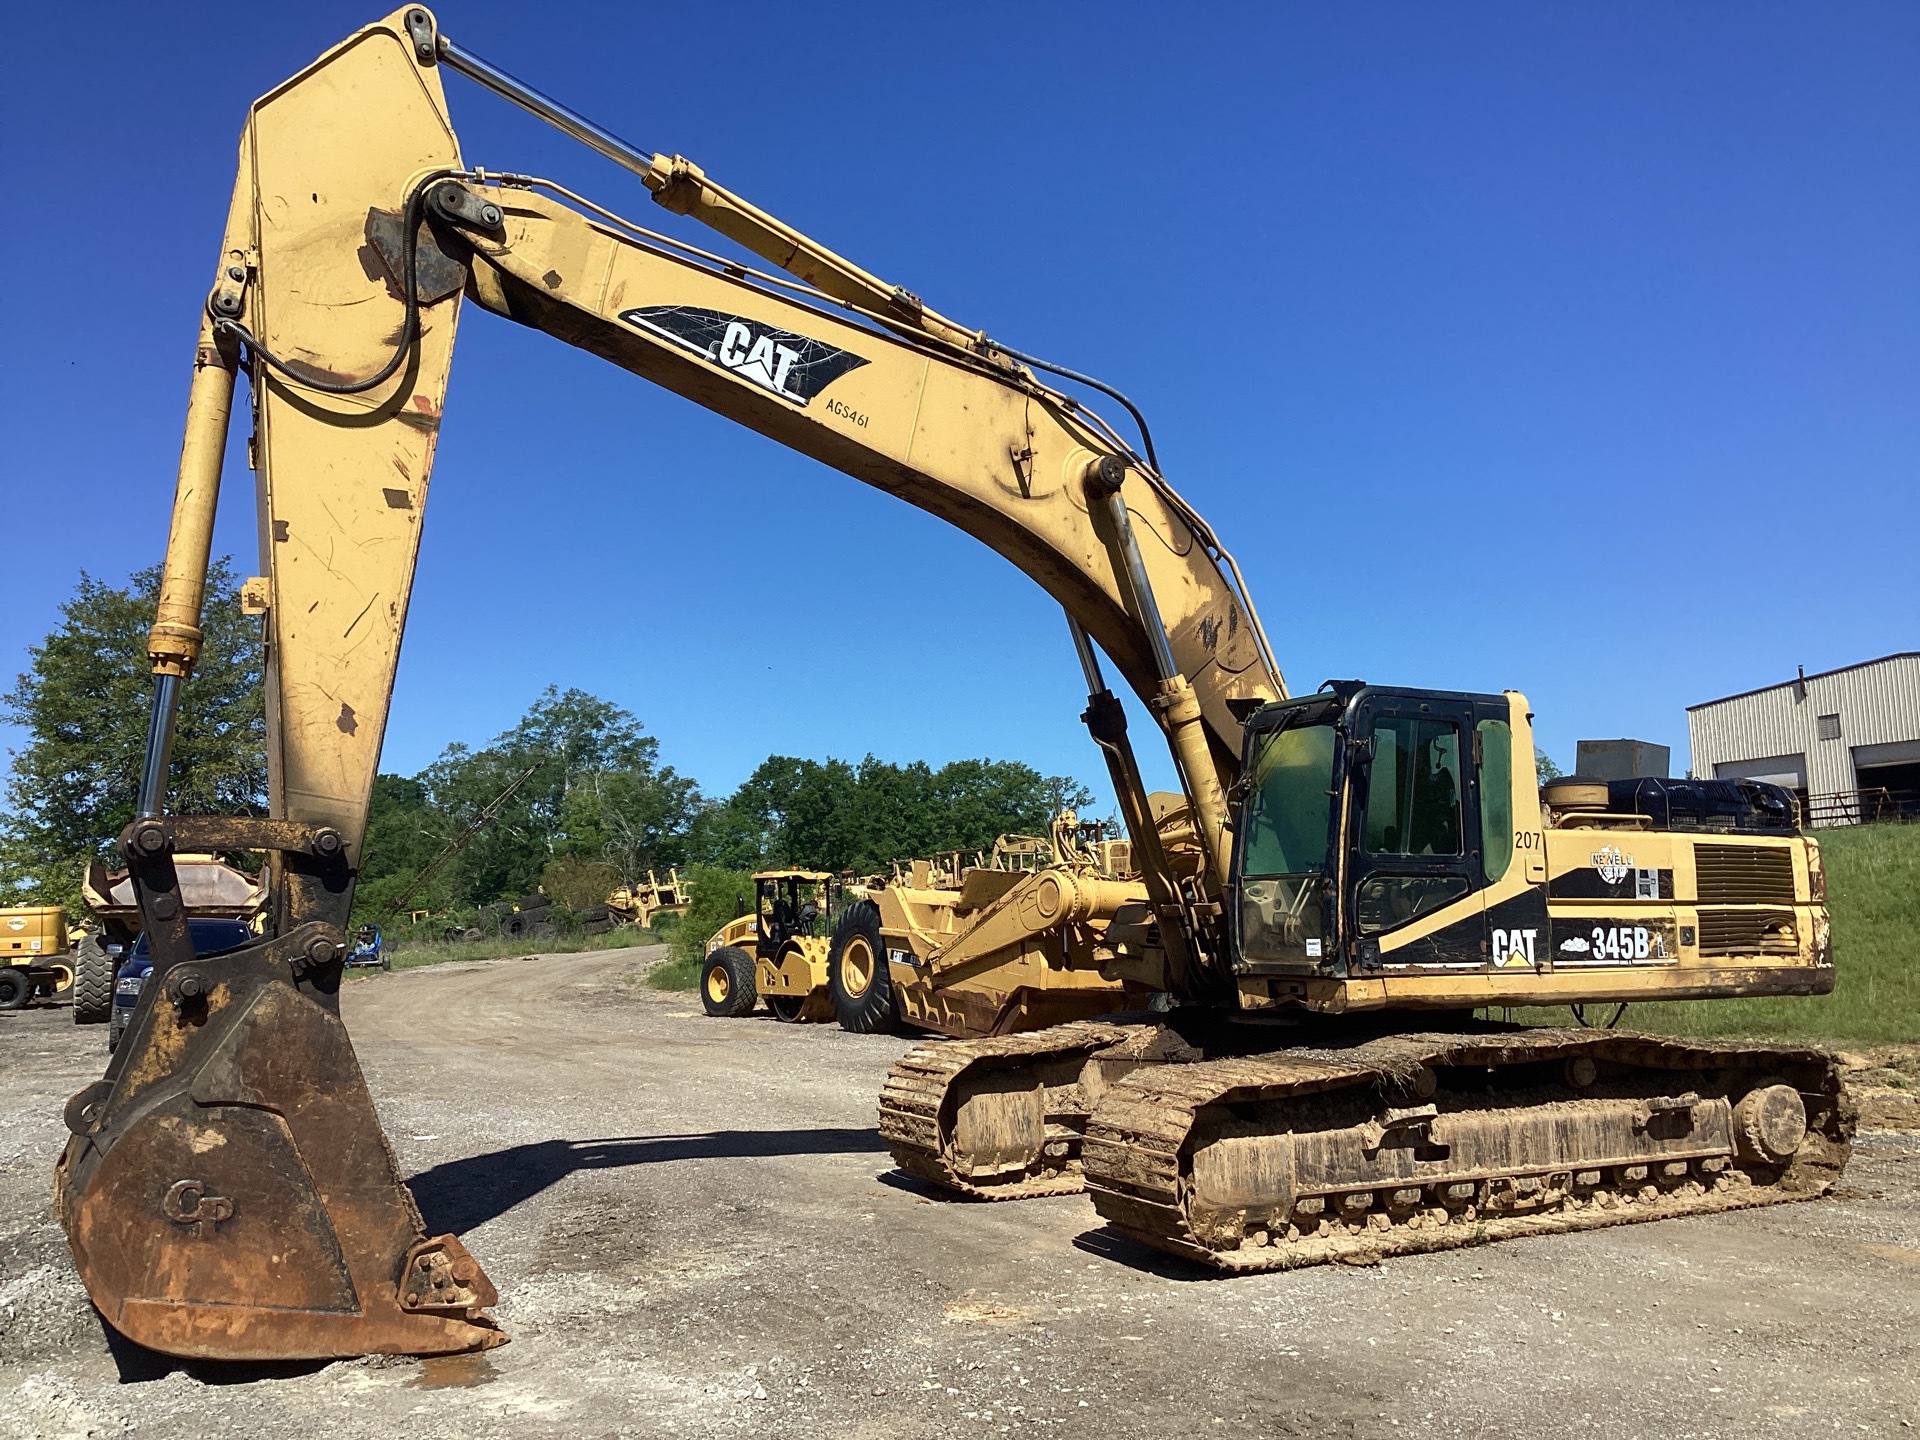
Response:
[60,7,1276,1361]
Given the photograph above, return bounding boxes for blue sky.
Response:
[3,3,1914,809]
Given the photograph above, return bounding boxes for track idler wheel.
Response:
[54,924,503,1360]
[1733,1082,1809,1166]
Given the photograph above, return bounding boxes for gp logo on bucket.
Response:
[619,305,868,406]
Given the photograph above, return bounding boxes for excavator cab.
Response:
[1231,683,1533,976]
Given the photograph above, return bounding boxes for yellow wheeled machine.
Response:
[700,870,840,1023]
[0,906,85,1014]
[699,816,1148,1036]
[606,868,691,929]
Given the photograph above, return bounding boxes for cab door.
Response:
[1347,695,1487,968]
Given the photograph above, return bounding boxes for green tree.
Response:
[685,754,839,871]
[352,773,458,919]
[416,741,541,904]
[556,763,698,882]
[359,687,698,916]
[668,864,757,962]
[688,752,1093,874]
[539,855,623,910]
[1536,751,1565,785]
[0,560,264,908]
[685,795,774,872]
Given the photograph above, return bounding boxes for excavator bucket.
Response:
[57,825,503,1361]
[56,928,502,1359]
[55,10,495,1360]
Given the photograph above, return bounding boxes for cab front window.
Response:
[1237,719,1337,966]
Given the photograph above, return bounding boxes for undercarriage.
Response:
[879,1015,1853,1269]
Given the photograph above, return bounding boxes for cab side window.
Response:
[1476,717,1514,883]
[1365,717,1462,857]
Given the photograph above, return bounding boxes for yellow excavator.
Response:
[59,8,1849,1363]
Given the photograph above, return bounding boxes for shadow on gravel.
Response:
[411,1128,888,1234]
[1072,1226,1230,1281]
[99,1314,334,1386]
[874,1168,960,1200]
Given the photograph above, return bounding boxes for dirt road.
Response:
[5,946,1918,1438]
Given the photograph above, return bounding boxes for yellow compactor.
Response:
[57,9,1848,1363]
[699,870,843,1023]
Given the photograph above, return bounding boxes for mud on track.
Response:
[4,945,1918,1438]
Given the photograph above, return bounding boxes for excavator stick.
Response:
[56,11,499,1360]
[59,2,1289,1360]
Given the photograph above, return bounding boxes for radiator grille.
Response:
[1694,844,1797,905]
[1698,908,1799,957]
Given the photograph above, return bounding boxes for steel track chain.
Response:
[878,1021,1140,1199]
[1081,1029,1853,1272]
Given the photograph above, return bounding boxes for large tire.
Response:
[828,900,899,1034]
[107,1008,126,1053]
[700,946,757,1017]
[70,937,112,1024]
[0,968,31,1012]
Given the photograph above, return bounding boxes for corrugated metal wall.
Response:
[1687,653,1920,795]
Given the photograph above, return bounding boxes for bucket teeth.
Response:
[399,1235,498,1315]
[56,945,504,1360]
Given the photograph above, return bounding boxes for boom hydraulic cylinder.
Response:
[1084,458,1234,892]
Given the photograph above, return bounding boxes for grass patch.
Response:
[1640,822,1919,1046]
[646,954,703,991]
[1498,823,1920,1046]
[374,926,669,975]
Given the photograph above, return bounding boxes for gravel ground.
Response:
[3,945,1917,1439]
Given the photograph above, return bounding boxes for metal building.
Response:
[1687,652,1920,825]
